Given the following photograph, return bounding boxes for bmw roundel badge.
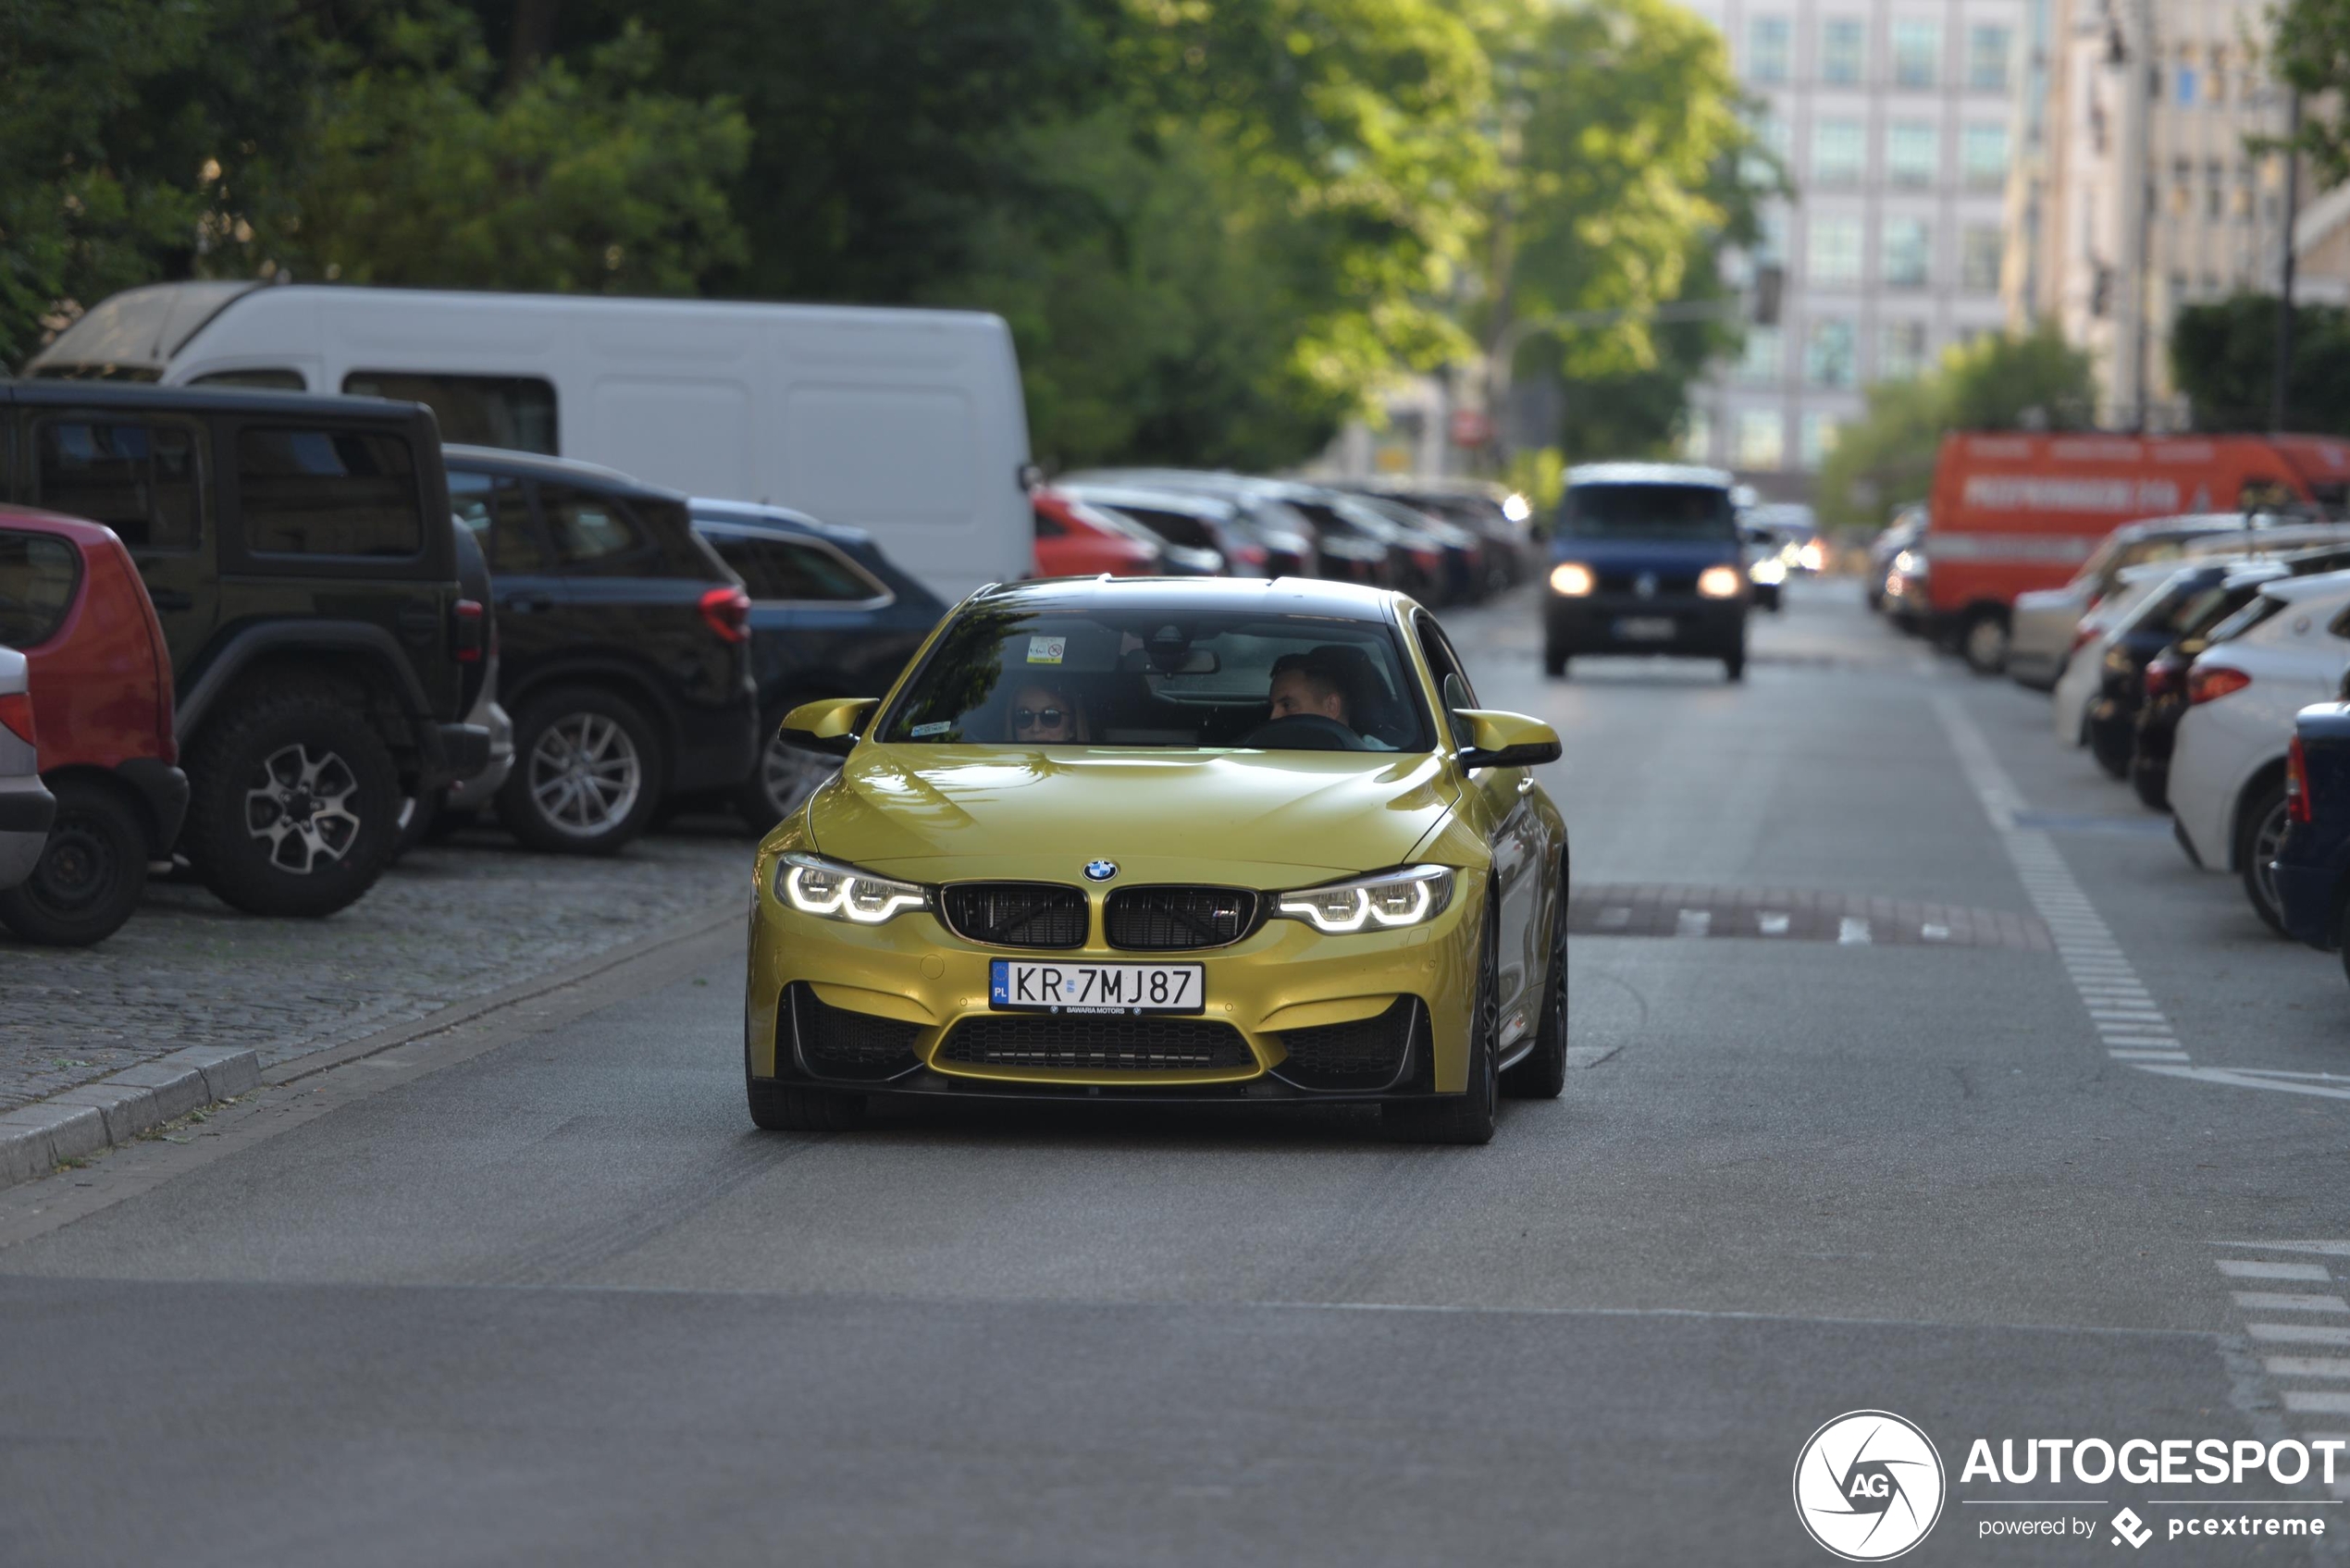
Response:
[1083,859,1119,883]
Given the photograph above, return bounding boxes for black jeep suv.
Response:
[441,447,757,854]
[0,381,488,917]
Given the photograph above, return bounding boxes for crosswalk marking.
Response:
[2265,1357,2350,1378]
[2235,1292,2350,1313]
[2210,1242,2350,1498]
[2220,1260,2333,1281]
[1837,916,1871,945]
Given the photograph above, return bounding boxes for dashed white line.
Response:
[1837,916,1871,945]
[2236,1293,2350,1314]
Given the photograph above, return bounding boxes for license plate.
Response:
[989,959,1204,1014]
[1614,616,1677,641]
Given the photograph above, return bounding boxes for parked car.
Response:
[0,508,189,944]
[2050,560,2202,746]
[442,447,758,855]
[436,519,515,822]
[1031,488,1160,579]
[1742,523,1787,612]
[1,381,489,917]
[0,647,53,897]
[690,498,946,829]
[1059,482,1290,577]
[2169,570,2350,931]
[31,281,1036,603]
[1342,479,1533,589]
[1883,542,1931,633]
[2273,698,2350,969]
[1542,463,1750,681]
[1347,492,1488,604]
[2082,562,2282,780]
[2009,516,2246,690]
[1058,471,1363,585]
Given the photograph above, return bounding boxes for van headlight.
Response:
[1275,866,1454,933]
[775,852,929,924]
[1549,562,1596,597]
[1750,557,1787,586]
[1698,564,1745,599]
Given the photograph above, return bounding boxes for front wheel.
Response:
[0,777,149,945]
[1384,909,1498,1144]
[498,686,664,856]
[1962,612,2010,675]
[736,720,840,833]
[2238,780,2291,935]
[1543,646,1571,679]
[1724,651,1746,682]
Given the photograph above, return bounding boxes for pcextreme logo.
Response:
[1794,1410,1948,1562]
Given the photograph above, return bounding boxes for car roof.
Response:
[970,575,1408,621]
[2260,568,2350,604]
[688,496,872,547]
[0,503,126,544]
[441,443,684,500]
[1057,483,1235,520]
[1,376,419,421]
[1566,462,1735,489]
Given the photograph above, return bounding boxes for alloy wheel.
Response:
[243,743,364,873]
[527,711,644,837]
[761,732,838,820]
[2252,798,2290,920]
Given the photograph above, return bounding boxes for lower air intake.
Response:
[1271,998,1417,1091]
[791,985,923,1081]
[940,1015,1255,1072]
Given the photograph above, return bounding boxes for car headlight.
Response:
[1750,557,1787,585]
[1275,865,1454,933]
[1697,564,1744,599]
[1549,562,1595,597]
[774,852,929,924]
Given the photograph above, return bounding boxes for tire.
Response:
[182,683,402,919]
[1724,650,1746,682]
[2088,711,2133,780]
[1961,611,2010,675]
[1501,897,1566,1100]
[2237,779,2291,936]
[2130,759,2169,812]
[736,715,841,833]
[1544,647,1571,679]
[0,777,148,945]
[2337,898,2350,990]
[498,686,664,856]
[1384,907,1499,1145]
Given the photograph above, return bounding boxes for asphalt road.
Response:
[5,579,2347,1567]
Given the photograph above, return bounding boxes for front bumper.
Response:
[0,774,57,892]
[745,857,1485,1099]
[1545,593,1744,657]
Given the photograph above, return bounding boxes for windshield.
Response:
[877,607,1431,752]
[1558,484,1735,542]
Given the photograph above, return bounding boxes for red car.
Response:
[1033,488,1160,578]
[0,507,188,945]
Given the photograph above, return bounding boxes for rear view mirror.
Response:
[780,697,878,758]
[1453,709,1563,770]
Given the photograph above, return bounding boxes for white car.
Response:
[2170,570,2350,929]
[0,648,54,892]
[2050,562,2198,744]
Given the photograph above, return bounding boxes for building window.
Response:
[1809,214,1864,285]
[1739,326,1784,384]
[1882,217,1931,286]
[1812,119,1866,187]
[1750,16,1790,83]
[1820,18,1866,85]
[1962,124,2009,189]
[1960,225,2003,292]
[1878,320,1930,380]
[1887,121,1937,187]
[1805,318,1858,388]
[1891,19,1941,88]
[2209,48,2230,104]
[1755,211,1788,265]
[2176,67,2198,107]
[1967,25,2012,92]
[1680,411,1715,464]
[1736,410,1785,470]
[1799,413,1842,470]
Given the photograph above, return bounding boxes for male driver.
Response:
[1267,649,1395,748]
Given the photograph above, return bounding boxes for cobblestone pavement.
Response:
[0,822,752,1111]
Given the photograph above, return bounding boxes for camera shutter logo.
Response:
[1792,1410,1945,1561]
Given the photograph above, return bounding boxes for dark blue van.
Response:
[1542,463,1750,681]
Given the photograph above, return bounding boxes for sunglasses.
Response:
[1014,707,1066,728]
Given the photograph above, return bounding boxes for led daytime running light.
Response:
[1275,866,1453,933]
[776,853,928,924]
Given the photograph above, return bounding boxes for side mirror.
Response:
[779,697,878,758]
[1453,709,1563,771]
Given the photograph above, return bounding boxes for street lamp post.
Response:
[2273,90,2303,433]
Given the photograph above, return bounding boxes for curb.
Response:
[0,1046,260,1189]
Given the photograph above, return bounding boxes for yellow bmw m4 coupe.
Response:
[743,576,1569,1143]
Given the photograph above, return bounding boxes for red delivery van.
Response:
[1924,432,2350,650]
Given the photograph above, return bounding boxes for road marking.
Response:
[1598,906,1630,930]
[1566,886,2049,948]
[1676,908,1711,938]
[2254,1324,2350,1346]
[1930,692,2192,1072]
[2236,1293,2350,1314]
[1758,912,1790,935]
[1837,916,1871,945]
[2267,1357,2350,1378]
[2223,1260,2336,1281]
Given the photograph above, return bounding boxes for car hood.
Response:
[807,746,1460,883]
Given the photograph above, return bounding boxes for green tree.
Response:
[2171,292,2350,434]
[2268,0,2350,183]
[1815,327,2096,529]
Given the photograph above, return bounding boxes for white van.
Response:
[26,282,1033,600]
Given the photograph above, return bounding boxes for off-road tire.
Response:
[1384,908,1499,1145]
[498,685,664,856]
[0,776,149,945]
[1502,902,1567,1100]
[2237,778,2291,936]
[183,683,402,919]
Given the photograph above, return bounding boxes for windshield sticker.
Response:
[1026,636,1067,665]
[910,721,953,738]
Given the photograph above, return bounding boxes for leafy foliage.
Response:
[1816,327,2096,529]
[2269,0,2350,184]
[2171,292,2350,435]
